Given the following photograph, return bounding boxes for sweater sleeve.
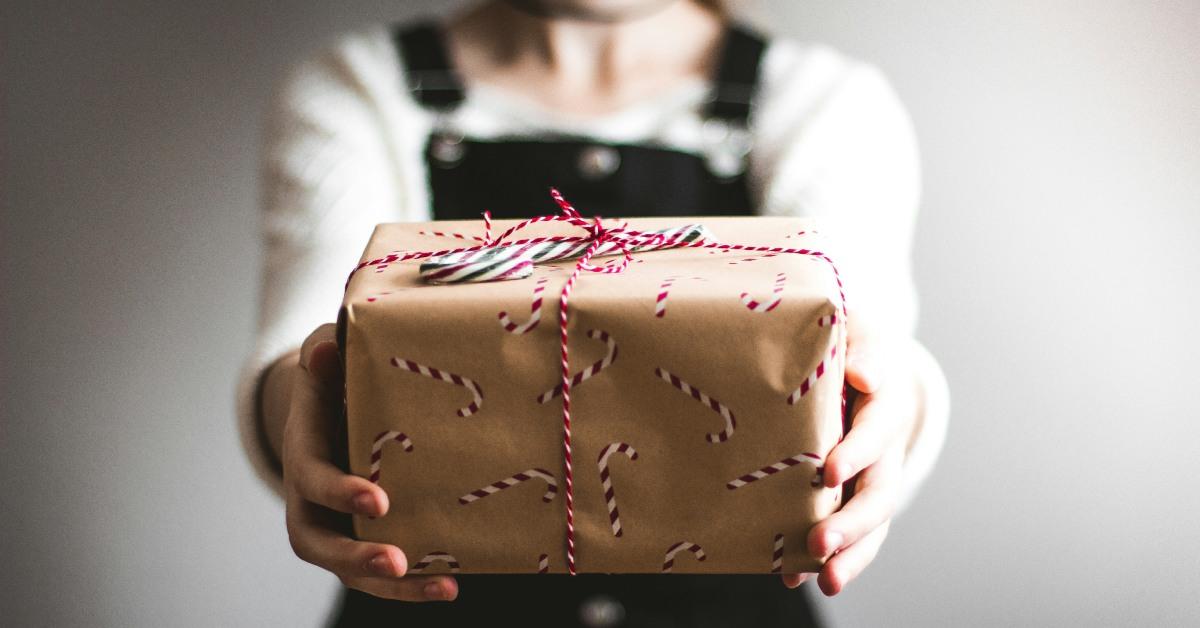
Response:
[752,42,950,513]
[235,31,408,500]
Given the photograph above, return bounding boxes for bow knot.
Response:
[414,189,705,284]
[586,217,605,240]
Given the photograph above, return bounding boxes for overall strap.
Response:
[394,21,466,110]
[705,23,768,124]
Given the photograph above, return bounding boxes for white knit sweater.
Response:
[236,23,950,509]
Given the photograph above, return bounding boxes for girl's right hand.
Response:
[282,323,460,601]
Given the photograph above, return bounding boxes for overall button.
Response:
[578,594,626,627]
[578,145,621,180]
[430,133,466,167]
[701,119,751,179]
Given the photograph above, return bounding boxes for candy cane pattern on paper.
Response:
[653,367,737,443]
[727,452,824,490]
[785,344,839,405]
[346,188,852,576]
[654,276,706,318]
[498,277,549,334]
[597,442,639,537]
[368,431,413,483]
[726,253,777,266]
[389,357,483,417]
[409,552,460,574]
[536,329,617,404]
[771,533,785,573]
[459,468,558,505]
[740,272,787,312]
[662,541,707,573]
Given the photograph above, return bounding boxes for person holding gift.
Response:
[236,0,950,626]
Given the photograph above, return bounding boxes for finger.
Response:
[299,323,338,372]
[306,340,343,393]
[284,366,387,516]
[287,498,408,578]
[285,342,340,460]
[809,445,903,558]
[300,323,343,397]
[781,573,810,589]
[344,575,460,602]
[823,392,909,487]
[291,449,389,516]
[817,520,890,597]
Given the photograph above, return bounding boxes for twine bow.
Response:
[347,189,848,575]
[417,190,713,284]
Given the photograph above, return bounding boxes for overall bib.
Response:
[331,21,824,628]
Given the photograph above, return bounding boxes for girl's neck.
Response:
[446,0,725,117]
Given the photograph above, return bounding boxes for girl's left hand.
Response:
[781,316,921,596]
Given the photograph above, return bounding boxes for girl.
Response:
[237,1,949,625]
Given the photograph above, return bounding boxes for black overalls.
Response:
[330,21,824,628]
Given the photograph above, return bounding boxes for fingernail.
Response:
[824,532,844,557]
[369,553,394,576]
[785,573,809,589]
[424,582,443,600]
[353,492,375,514]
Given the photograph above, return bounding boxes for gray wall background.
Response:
[4,1,1198,626]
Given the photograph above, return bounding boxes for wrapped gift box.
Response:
[338,215,847,574]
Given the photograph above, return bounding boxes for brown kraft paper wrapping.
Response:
[339,216,846,575]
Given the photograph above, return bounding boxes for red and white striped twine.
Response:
[727,452,825,490]
[368,431,413,484]
[498,277,548,334]
[538,554,549,574]
[417,229,485,242]
[458,468,559,505]
[409,552,460,574]
[817,311,838,327]
[662,541,707,573]
[771,533,785,573]
[740,272,787,312]
[597,442,639,537]
[536,329,617,404]
[389,357,483,417]
[786,344,839,405]
[783,230,814,239]
[653,367,737,443]
[348,189,848,576]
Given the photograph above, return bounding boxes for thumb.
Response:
[845,317,886,394]
[299,323,342,387]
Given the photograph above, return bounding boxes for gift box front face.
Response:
[341,216,846,574]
